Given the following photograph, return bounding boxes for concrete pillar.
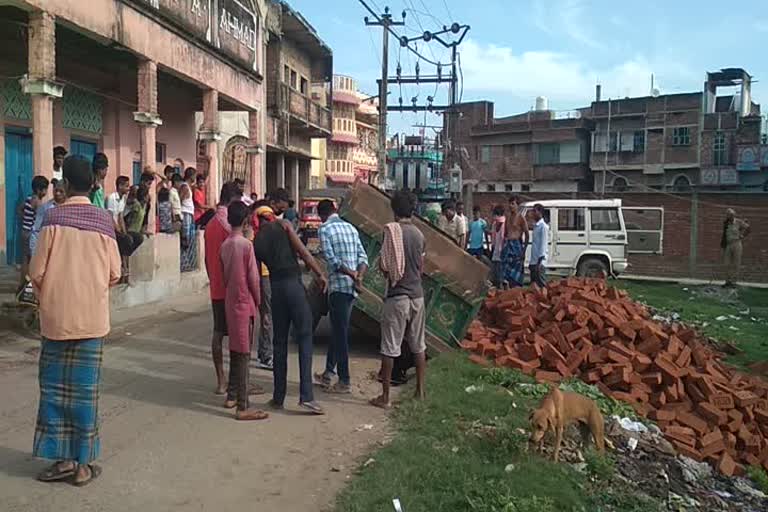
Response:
[289,158,299,205]
[134,59,162,233]
[247,109,265,198]
[199,89,221,205]
[276,153,286,189]
[25,11,61,180]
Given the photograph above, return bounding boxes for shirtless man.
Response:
[501,196,529,287]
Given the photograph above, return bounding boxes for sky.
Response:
[291,0,768,136]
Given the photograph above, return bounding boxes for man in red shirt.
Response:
[204,182,239,394]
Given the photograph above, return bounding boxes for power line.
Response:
[357,0,444,66]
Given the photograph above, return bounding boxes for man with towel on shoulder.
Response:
[369,190,427,409]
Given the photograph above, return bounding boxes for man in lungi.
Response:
[501,196,529,287]
[29,155,122,486]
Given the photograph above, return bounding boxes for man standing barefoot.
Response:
[370,190,427,409]
[204,182,238,394]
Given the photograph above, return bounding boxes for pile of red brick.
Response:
[462,278,768,477]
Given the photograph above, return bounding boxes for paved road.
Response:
[0,295,389,512]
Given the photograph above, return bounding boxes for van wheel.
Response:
[577,257,609,278]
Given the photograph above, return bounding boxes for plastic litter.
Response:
[614,416,648,433]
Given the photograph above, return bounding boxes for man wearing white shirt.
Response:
[456,201,468,249]
[529,204,549,288]
[106,176,130,228]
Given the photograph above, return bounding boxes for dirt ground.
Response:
[0,294,391,512]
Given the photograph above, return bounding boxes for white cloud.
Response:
[458,39,698,111]
[533,0,604,49]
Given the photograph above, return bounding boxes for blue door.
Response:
[4,130,33,265]
[70,138,98,164]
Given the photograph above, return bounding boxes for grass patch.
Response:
[335,354,660,512]
[615,280,768,368]
[747,466,768,494]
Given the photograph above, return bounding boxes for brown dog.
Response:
[529,386,605,461]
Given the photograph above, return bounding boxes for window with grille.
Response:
[480,146,491,163]
[714,132,727,166]
[672,127,691,146]
[633,131,645,152]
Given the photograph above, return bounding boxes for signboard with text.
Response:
[131,0,259,73]
[217,0,259,72]
[736,145,760,172]
[135,0,212,42]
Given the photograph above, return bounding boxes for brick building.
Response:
[0,0,267,290]
[592,68,765,193]
[320,74,378,186]
[448,100,594,194]
[264,0,332,204]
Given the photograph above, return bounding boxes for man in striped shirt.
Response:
[19,175,49,291]
[315,199,368,393]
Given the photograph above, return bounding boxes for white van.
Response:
[521,199,630,277]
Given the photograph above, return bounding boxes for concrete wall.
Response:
[473,191,768,283]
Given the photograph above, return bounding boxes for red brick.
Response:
[618,322,638,342]
[632,353,653,373]
[641,372,662,387]
[596,327,615,339]
[667,336,683,357]
[517,343,542,362]
[607,349,631,364]
[535,370,562,383]
[675,345,692,367]
[654,355,681,381]
[711,393,735,410]
[649,409,676,421]
[503,357,536,375]
[636,335,662,355]
[542,342,567,368]
[672,441,703,462]
[734,390,759,408]
[755,408,768,425]
[698,402,728,426]
[565,326,590,343]
[666,425,696,437]
[677,411,709,435]
[700,438,726,458]
[460,340,478,351]
[718,452,738,477]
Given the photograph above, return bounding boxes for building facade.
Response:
[322,74,378,186]
[591,68,765,193]
[449,100,594,195]
[0,0,268,267]
[264,0,332,205]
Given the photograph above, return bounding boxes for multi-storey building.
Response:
[590,68,764,192]
[323,74,378,186]
[448,100,595,194]
[264,0,332,203]
[0,0,267,275]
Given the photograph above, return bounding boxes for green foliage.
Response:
[616,281,768,369]
[585,450,616,481]
[335,354,663,512]
[747,465,768,494]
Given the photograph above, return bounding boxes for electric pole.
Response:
[365,6,405,187]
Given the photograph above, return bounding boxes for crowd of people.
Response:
[17,147,215,290]
[437,196,550,288]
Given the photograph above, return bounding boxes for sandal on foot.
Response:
[313,372,332,387]
[37,461,76,482]
[236,409,269,421]
[324,383,352,394]
[72,464,102,487]
[223,399,237,409]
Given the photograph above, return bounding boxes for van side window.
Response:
[558,208,585,231]
[590,208,621,231]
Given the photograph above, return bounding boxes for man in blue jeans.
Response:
[314,200,369,393]
[254,188,328,414]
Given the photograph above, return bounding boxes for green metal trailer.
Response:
[306,182,489,353]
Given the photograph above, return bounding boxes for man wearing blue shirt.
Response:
[315,199,369,393]
[529,204,549,287]
[467,206,488,257]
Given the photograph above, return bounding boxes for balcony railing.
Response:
[279,83,331,133]
[326,159,355,183]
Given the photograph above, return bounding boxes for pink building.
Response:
[324,74,378,186]
[0,0,267,269]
